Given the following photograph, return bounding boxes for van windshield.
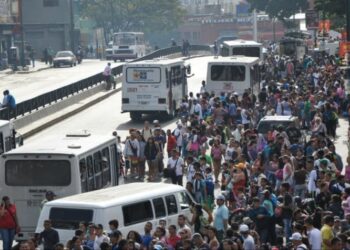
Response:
[232,47,260,58]
[49,208,93,230]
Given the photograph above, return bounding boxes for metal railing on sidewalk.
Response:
[0,45,211,120]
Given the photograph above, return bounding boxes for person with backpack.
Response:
[123,130,140,178]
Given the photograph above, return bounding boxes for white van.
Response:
[36,183,196,244]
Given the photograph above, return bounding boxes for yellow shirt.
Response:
[321,224,334,250]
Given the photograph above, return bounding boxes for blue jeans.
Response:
[0,228,15,250]
[283,218,292,242]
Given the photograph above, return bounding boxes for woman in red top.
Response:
[166,129,177,157]
[0,196,20,250]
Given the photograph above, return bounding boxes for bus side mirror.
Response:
[186,65,191,75]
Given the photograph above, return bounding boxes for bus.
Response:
[106,32,146,62]
[279,37,307,60]
[206,56,260,95]
[122,58,189,121]
[0,131,119,240]
[0,119,18,154]
[221,39,263,60]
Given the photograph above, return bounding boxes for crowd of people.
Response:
[3,51,350,250]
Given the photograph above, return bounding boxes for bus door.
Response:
[109,144,119,186]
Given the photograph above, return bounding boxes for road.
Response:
[26,55,349,167]
[0,60,122,103]
[27,56,207,143]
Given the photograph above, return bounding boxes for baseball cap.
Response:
[191,233,202,240]
[153,120,159,124]
[216,194,225,201]
[289,232,302,241]
[239,224,249,233]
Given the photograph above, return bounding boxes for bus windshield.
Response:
[5,160,71,186]
[211,65,245,81]
[232,47,260,57]
[114,33,136,46]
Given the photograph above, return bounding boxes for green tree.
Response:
[80,0,185,38]
[247,0,309,21]
[314,0,346,29]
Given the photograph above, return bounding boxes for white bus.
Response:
[106,32,146,62]
[0,119,18,154]
[122,58,189,121]
[206,56,260,95]
[36,183,197,244]
[0,131,120,240]
[221,39,263,60]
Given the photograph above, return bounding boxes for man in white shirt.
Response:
[173,122,184,153]
[305,217,322,250]
[193,99,203,120]
[123,130,140,177]
[167,149,185,186]
[93,224,110,250]
[239,224,255,250]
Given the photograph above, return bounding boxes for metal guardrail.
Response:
[0,45,211,120]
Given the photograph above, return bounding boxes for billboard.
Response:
[306,9,319,29]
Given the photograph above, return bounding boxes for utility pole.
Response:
[69,0,75,52]
[19,0,25,68]
[347,0,350,41]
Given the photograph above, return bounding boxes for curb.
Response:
[21,87,121,139]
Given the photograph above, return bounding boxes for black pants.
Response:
[171,174,183,186]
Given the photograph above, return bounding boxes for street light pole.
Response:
[69,0,75,52]
[19,0,25,67]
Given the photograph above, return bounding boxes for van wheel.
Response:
[130,112,142,121]
[168,101,176,119]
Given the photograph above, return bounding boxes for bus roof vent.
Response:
[66,131,91,138]
[68,144,82,149]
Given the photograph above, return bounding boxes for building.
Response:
[0,0,17,68]
[22,0,74,58]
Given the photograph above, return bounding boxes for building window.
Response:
[43,0,59,7]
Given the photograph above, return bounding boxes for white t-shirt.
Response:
[308,169,317,193]
[93,234,110,250]
[167,157,185,176]
[173,127,184,146]
[307,228,322,250]
[243,235,255,250]
[187,163,196,182]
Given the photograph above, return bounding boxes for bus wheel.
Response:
[130,112,142,121]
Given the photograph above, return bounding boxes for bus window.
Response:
[171,66,182,85]
[79,159,88,193]
[5,160,71,186]
[211,65,245,81]
[122,201,153,226]
[87,156,94,191]
[101,147,111,186]
[152,198,166,218]
[232,47,260,57]
[165,195,178,215]
[221,47,229,56]
[93,151,103,189]
[5,136,13,152]
[110,144,118,185]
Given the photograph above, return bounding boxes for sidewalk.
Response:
[0,60,51,78]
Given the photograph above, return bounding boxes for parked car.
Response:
[53,51,77,67]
